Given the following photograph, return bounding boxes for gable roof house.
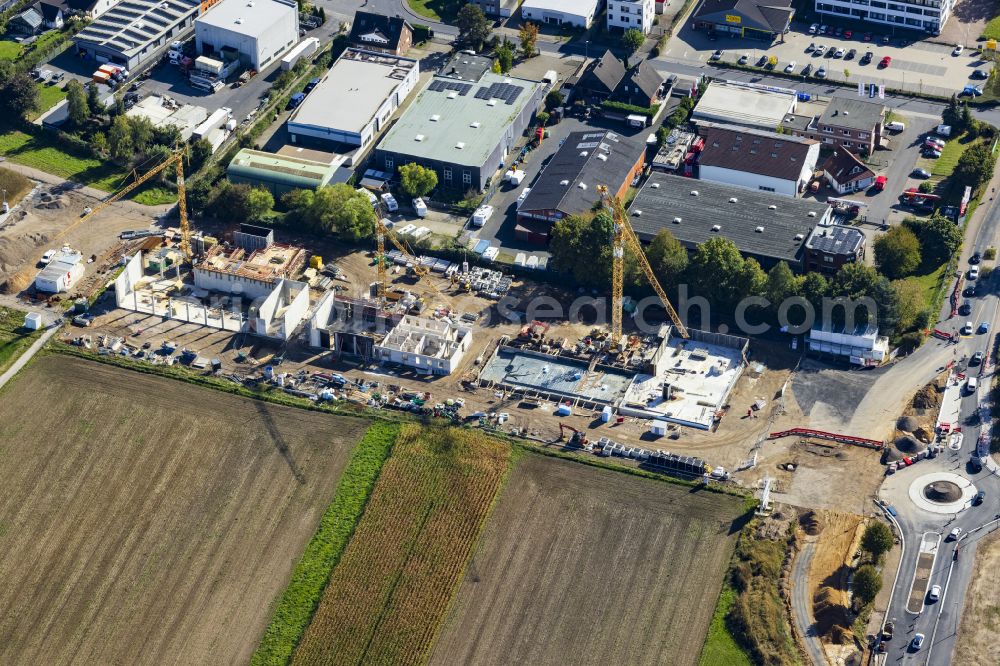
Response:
[611,59,664,108]
[64,0,119,18]
[822,149,876,194]
[10,4,44,34]
[577,50,627,101]
[516,130,646,244]
[348,10,413,56]
[39,0,63,28]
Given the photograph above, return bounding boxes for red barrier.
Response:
[768,427,885,450]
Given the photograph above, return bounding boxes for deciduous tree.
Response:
[622,28,645,55]
[398,162,438,198]
[874,225,921,279]
[65,79,88,129]
[852,564,882,604]
[645,229,688,292]
[861,521,894,561]
[518,21,538,59]
[0,73,38,119]
[456,4,491,51]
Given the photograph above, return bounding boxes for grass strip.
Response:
[699,584,754,666]
[251,420,401,666]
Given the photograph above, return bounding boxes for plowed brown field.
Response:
[0,355,367,666]
[430,455,747,666]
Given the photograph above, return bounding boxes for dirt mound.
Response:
[913,383,943,410]
[813,585,848,635]
[829,624,854,644]
[895,435,926,454]
[1,267,32,294]
[800,510,823,535]
[925,481,963,503]
[914,426,934,443]
[897,415,920,432]
[882,447,905,463]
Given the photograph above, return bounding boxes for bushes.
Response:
[412,23,432,43]
[251,421,400,666]
[601,99,661,117]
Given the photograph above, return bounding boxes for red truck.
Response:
[874,175,887,191]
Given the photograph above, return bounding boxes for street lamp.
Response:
[585,40,590,60]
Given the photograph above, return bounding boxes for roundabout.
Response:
[907,472,977,514]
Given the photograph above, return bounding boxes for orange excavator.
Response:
[559,423,590,449]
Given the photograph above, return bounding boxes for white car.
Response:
[808,23,819,34]
[953,44,964,56]
[949,527,963,541]
[380,192,398,212]
[912,633,925,650]
[834,48,845,58]
[40,249,56,265]
[928,584,941,602]
[472,204,494,227]
[969,267,980,280]
[516,187,532,209]
[962,321,974,335]
[784,61,796,73]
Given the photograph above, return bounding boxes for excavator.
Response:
[558,423,592,450]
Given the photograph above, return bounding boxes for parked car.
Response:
[971,69,989,79]
[844,30,853,39]
[784,61,796,73]
[806,42,815,52]
[925,136,945,147]
[969,266,980,280]
[303,77,320,93]
[834,48,845,58]
[756,55,768,67]
[835,26,843,36]
[911,633,926,650]
[881,35,891,44]
[380,192,398,212]
[974,490,986,505]
[962,85,983,97]
[948,527,962,541]
[516,187,532,208]
[286,92,305,109]
[813,45,825,57]
[860,51,873,65]
[738,53,749,64]
[72,313,95,327]
[863,32,873,41]
[953,44,964,56]
[51,71,65,83]
[928,585,941,602]
[960,300,973,315]
[923,148,942,158]
[802,63,813,76]
[971,251,982,264]
[879,56,891,68]
[815,66,827,78]
[40,249,56,265]
[912,168,931,179]
[808,23,819,34]
[710,49,723,61]
[971,350,984,365]
[845,48,856,60]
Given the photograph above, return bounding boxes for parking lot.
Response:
[664,20,993,99]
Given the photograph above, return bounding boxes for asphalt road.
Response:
[790,539,827,666]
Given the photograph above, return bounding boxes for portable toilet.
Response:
[23,312,42,330]
[601,406,613,423]
[650,420,668,437]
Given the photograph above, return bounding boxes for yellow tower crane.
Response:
[70,148,192,258]
[598,185,689,349]
[374,216,447,307]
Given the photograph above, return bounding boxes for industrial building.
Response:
[194,0,299,70]
[374,52,544,192]
[627,171,833,270]
[126,95,209,141]
[73,0,200,69]
[692,80,797,130]
[791,96,886,155]
[695,122,820,197]
[520,0,602,27]
[34,250,84,293]
[807,322,889,366]
[374,315,473,375]
[516,130,646,244]
[288,48,419,156]
[815,0,953,35]
[227,148,351,197]
[692,0,794,41]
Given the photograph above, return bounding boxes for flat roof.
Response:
[693,81,796,129]
[628,172,831,265]
[289,49,417,135]
[820,96,886,132]
[479,347,634,405]
[522,0,601,16]
[75,0,199,58]
[196,0,296,37]
[377,70,542,167]
[228,148,341,186]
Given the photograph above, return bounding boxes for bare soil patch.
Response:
[806,512,863,643]
[429,454,746,666]
[0,355,367,665]
[955,529,1000,666]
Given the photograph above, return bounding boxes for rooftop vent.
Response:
[729,197,738,203]
[808,211,817,217]
[673,217,682,224]
[415,134,425,141]
[487,99,497,106]
[455,142,465,149]
[597,153,608,161]
[651,182,660,189]
[795,233,805,240]
[578,182,587,190]
[560,179,570,186]
[711,224,721,232]
[235,17,243,24]
[755,226,764,233]
[768,204,777,210]
[447,91,458,99]
[430,114,440,121]
[247,0,253,5]
[633,210,642,216]
[580,151,589,157]
[470,121,480,128]
[690,190,699,196]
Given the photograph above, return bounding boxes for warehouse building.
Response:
[287,48,419,156]
[34,250,84,293]
[517,130,646,244]
[627,171,833,270]
[227,148,351,197]
[73,0,200,69]
[692,80,797,130]
[521,0,602,27]
[695,122,820,197]
[194,0,298,70]
[374,53,544,193]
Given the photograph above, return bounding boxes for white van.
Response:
[967,377,978,393]
[886,121,906,132]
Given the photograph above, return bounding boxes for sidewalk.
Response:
[0,324,58,391]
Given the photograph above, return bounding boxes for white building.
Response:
[195,0,299,70]
[808,322,889,366]
[696,122,820,197]
[692,80,797,131]
[375,315,472,375]
[287,48,419,155]
[607,0,655,33]
[34,251,84,293]
[521,0,602,28]
[815,0,953,35]
[248,279,309,340]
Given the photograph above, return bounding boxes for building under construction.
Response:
[193,225,306,299]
